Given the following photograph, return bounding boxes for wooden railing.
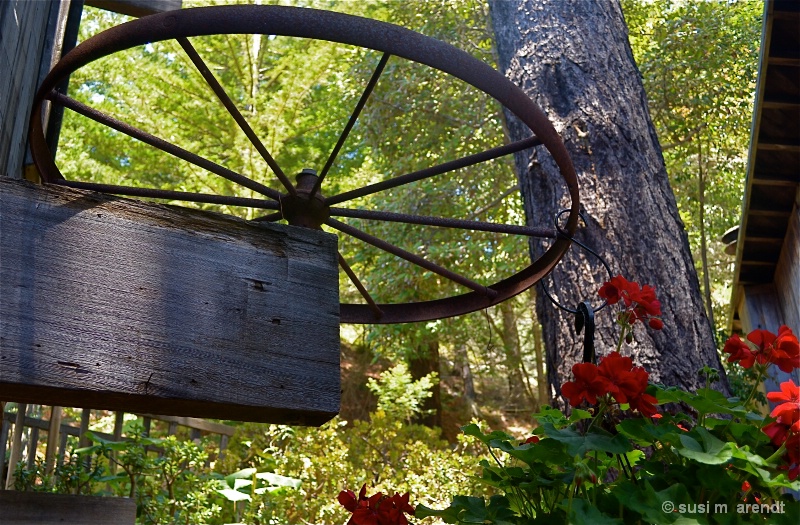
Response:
[1,403,236,490]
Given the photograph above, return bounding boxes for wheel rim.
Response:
[28,5,580,324]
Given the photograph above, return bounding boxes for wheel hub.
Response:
[281,168,330,229]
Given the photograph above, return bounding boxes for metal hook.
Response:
[539,209,614,314]
[575,301,596,364]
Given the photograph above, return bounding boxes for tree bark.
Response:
[454,344,480,417]
[489,0,727,401]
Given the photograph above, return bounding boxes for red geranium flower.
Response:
[723,326,800,373]
[784,433,800,481]
[772,325,800,372]
[598,275,663,330]
[338,485,415,525]
[762,421,790,447]
[723,334,756,369]
[562,363,613,407]
[598,352,637,403]
[598,275,636,305]
[768,380,800,433]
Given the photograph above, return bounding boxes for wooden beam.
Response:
[0,492,136,524]
[84,0,181,18]
[0,179,340,425]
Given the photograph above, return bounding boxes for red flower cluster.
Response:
[338,485,415,525]
[598,275,663,330]
[723,325,800,373]
[762,380,800,480]
[561,351,658,416]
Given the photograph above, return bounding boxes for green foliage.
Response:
[367,362,438,422]
[623,0,761,336]
[218,408,487,524]
[422,320,800,523]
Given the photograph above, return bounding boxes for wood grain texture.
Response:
[0,0,51,179]
[775,205,800,333]
[0,492,136,525]
[0,179,340,425]
[85,0,182,17]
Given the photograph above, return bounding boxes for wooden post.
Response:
[0,179,340,425]
[110,411,124,474]
[44,406,62,475]
[78,409,91,449]
[0,411,11,488]
[5,403,27,489]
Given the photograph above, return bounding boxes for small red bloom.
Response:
[741,480,751,492]
[628,390,659,417]
[785,433,800,481]
[598,275,635,305]
[762,421,790,447]
[598,276,663,330]
[726,326,800,373]
[767,380,800,431]
[338,489,358,512]
[523,435,540,445]
[339,485,415,525]
[772,325,800,372]
[562,363,612,406]
[723,334,756,368]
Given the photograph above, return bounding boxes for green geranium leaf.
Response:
[569,409,594,423]
[462,424,514,446]
[493,436,570,466]
[617,417,680,445]
[486,495,517,525]
[566,499,623,525]
[676,428,733,465]
[543,423,631,456]
[614,481,701,524]
[532,406,570,427]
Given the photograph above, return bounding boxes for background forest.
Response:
[8,0,762,523]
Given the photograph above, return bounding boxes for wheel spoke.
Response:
[327,218,497,298]
[50,91,282,200]
[309,53,390,199]
[54,179,281,209]
[338,252,383,319]
[251,211,284,222]
[330,207,556,238]
[177,37,296,195]
[53,179,278,210]
[325,136,542,206]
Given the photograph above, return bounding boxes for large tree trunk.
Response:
[488,0,727,401]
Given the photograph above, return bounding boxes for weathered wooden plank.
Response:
[775,205,800,333]
[5,404,27,489]
[0,492,136,525]
[44,406,62,475]
[85,0,182,17]
[0,0,51,179]
[0,179,340,425]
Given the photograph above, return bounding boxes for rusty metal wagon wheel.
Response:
[29,5,579,324]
